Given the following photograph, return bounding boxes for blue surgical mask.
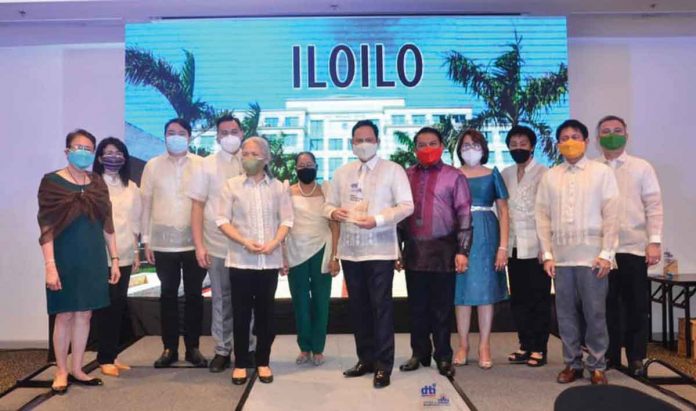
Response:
[166,135,189,155]
[68,149,95,170]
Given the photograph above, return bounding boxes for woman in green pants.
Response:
[283,152,340,366]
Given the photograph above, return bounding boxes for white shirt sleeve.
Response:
[323,173,341,219]
[215,180,233,228]
[130,183,143,236]
[599,168,620,261]
[186,160,209,202]
[279,180,294,228]
[642,164,663,244]
[535,172,554,261]
[139,160,154,244]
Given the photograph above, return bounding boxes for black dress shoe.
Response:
[399,356,430,372]
[437,361,455,377]
[209,354,231,373]
[343,361,374,377]
[629,360,645,377]
[154,349,178,368]
[373,370,391,388]
[68,375,103,386]
[185,348,208,368]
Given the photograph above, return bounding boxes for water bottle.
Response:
[664,250,675,279]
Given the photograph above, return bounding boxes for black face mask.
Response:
[296,168,317,184]
[510,149,532,164]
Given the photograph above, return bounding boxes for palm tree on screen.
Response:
[445,32,568,162]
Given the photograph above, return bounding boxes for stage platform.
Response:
[1,333,693,411]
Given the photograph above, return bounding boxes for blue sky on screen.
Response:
[125,15,568,140]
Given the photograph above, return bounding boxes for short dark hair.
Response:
[216,114,243,130]
[556,119,588,141]
[164,118,192,136]
[414,127,443,146]
[65,129,96,149]
[596,115,627,132]
[351,120,379,141]
[93,137,131,186]
[505,125,537,147]
[456,129,490,165]
[294,151,317,166]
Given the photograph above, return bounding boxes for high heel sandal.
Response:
[295,352,310,365]
[478,347,493,370]
[453,348,468,366]
[100,364,120,377]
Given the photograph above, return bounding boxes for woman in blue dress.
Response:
[453,129,510,369]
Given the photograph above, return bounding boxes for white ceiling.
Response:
[0,0,694,46]
[1,0,696,22]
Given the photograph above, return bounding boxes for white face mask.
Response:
[460,149,483,166]
[352,142,378,162]
[219,135,241,154]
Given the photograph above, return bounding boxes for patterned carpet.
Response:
[648,343,696,378]
[0,349,48,395]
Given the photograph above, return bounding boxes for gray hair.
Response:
[242,136,271,159]
[242,136,273,177]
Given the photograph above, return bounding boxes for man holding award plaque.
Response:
[324,120,414,389]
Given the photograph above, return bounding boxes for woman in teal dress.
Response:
[453,129,510,369]
[38,129,120,394]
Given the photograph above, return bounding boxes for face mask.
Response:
[510,149,532,164]
[352,142,378,162]
[558,139,586,160]
[102,155,125,172]
[416,146,444,167]
[460,149,483,166]
[599,133,627,150]
[220,135,241,154]
[296,168,317,184]
[242,157,265,175]
[166,135,189,155]
[68,149,95,170]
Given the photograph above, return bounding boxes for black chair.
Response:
[554,385,680,411]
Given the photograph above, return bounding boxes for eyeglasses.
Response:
[460,143,482,151]
[69,145,95,153]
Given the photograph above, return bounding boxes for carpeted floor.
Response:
[451,333,692,411]
[2,336,695,410]
[648,343,696,378]
[0,349,48,394]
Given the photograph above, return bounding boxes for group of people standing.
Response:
[38,114,662,393]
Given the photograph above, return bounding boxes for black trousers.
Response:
[342,259,395,372]
[508,249,552,353]
[606,253,650,363]
[154,251,206,351]
[229,268,278,368]
[96,265,132,364]
[405,270,455,362]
